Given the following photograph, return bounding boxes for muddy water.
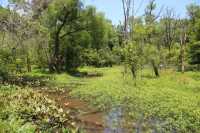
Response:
[41,88,158,133]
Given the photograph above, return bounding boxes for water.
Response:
[41,88,161,133]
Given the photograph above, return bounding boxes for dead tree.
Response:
[179,19,187,74]
[163,7,179,68]
[122,0,131,73]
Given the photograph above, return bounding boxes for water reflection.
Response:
[42,88,162,133]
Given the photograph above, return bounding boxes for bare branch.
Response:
[1,32,5,48]
[151,4,164,23]
[2,26,21,58]
[0,19,22,26]
[134,0,144,17]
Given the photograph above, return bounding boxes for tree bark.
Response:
[122,0,131,74]
[131,66,136,79]
[50,36,59,72]
[179,19,187,74]
[180,36,184,74]
[27,55,31,72]
[152,61,159,77]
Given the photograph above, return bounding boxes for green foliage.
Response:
[70,66,200,132]
[144,43,160,66]
[7,74,53,87]
[187,19,200,69]
[0,85,74,132]
[123,40,141,78]
[86,47,115,67]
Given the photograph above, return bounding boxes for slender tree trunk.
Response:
[27,55,31,72]
[0,77,2,85]
[44,41,51,70]
[50,37,59,72]
[180,38,184,74]
[168,47,173,69]
[122,0,131,74]
[49,11,70,73]
[131,66,136,79]
[125,66,127,73]
[140,40,143,80]
[181,50,184,74]
[1,32,5,48]
[141,60,143,80]
[152,61,159,76]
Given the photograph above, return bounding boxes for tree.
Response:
[0,1,39,73]
[186,4,200,71]
[121,0,144,79]
[144,0,164,77]
[161,7,179,67]
[132,17,145,79]
[44,0,93,72]
[178,19,188,74]
[186,3,200,28]
[122,0,132,73]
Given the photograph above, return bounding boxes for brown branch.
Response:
[2,26,22,58]
[0,19,22,26]
[134,0,144,17]
[59,26,91,39]
[1,32,5,48]
[149,0,155,21]
[56,11,70,37]
[122,0,127,21]
[44,41,51,64]
[151,4,164,23]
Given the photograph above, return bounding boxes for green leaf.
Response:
[58,108,63,113]
[36,107,41,112]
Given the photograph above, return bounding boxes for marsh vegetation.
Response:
[0,0,200,132]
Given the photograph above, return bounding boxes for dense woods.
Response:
[0,0,200,79]
[0,0,200,78]
[1,0,200,132]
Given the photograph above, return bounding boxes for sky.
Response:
[82,0,200,25]
[1,0,200,25]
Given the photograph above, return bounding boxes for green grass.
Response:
[2,66,200,132]
[69,66,200,132]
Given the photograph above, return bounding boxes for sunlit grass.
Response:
[3,65,200,132]
[70,66,200,132]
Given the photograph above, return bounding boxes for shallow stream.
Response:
[41,88,159,133]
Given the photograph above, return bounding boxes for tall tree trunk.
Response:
[122,0,131,74]
[49,11,70,73]
[131,66,136,79]
[179,19,187,74]
[180,37,184,74]
[181,49,184,74]
[0,77,2,85]
[27,55,31,72]
[152,61,159,77]
[44,41,51,70]
[50,37,59,72]
[168,47,172,69]
[141,60,143,80]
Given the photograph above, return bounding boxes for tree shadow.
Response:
[142,74,158,79]
[66,70,103,78]
[8,74,53,87]
[66,70,88,77]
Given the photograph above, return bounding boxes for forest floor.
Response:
[1,66,200,132]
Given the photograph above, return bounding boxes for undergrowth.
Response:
[70,66,200,132]
[1,66,200,132]
[0,85,80,133]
